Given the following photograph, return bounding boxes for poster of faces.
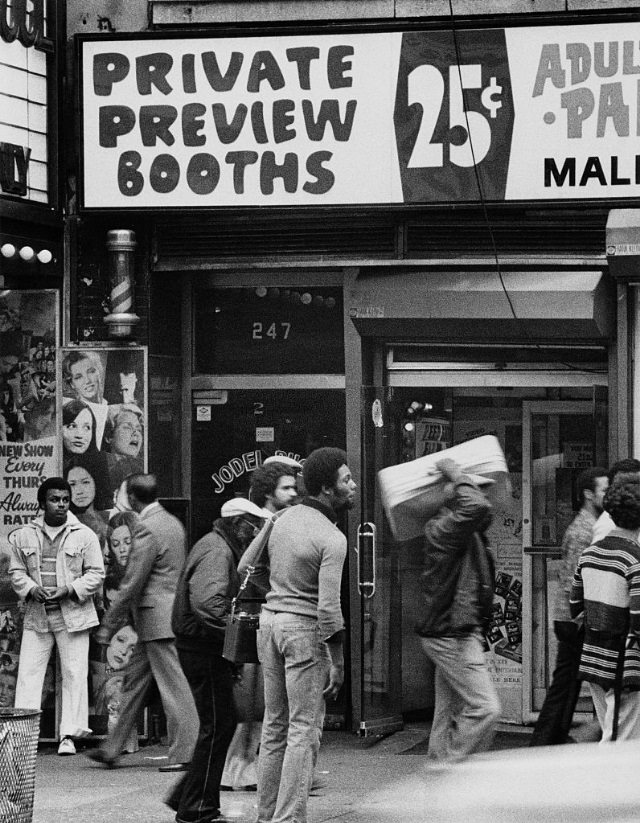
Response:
[61,346,147,515]
[89,509,140,746]
[60,346,146,742]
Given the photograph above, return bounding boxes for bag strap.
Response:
[232,510,283,609]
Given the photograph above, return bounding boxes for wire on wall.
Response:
[446,1,601,375]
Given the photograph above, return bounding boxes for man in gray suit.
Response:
[87,474,198,770]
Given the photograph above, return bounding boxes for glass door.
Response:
[522,401,603,721]
[356,386,403,736]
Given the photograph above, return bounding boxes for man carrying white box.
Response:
[415,457,501,764]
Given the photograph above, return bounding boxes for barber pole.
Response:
[103,229,140,338]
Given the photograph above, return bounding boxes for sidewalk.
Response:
[31,723,531,823]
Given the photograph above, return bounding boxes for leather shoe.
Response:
[159,762,191,773]
[86,748,117,769]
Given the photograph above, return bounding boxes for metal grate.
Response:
[155,215,398,260]
[406,211,608,258]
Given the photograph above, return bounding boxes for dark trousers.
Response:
[167,649,237,823]
[530,620,583,746]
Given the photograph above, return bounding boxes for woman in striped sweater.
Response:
[570,473,640,742]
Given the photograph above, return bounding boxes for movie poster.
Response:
[60,346,147,739]
[0,290,59,737]
[60,346,147,510]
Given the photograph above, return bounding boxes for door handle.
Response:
[356,522,376,598]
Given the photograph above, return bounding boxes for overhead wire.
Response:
[445,0,603,375]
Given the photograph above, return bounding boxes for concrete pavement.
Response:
[31,723,532,823]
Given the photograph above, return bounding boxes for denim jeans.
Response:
[420,632,501,763]
[257,611,330,823]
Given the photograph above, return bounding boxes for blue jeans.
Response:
[257,611,329,823]
[420,632,501,762]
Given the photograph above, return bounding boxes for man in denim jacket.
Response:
[7,476,104,756]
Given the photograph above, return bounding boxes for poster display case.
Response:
[0,290,60,739]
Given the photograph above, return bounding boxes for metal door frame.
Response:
[521,400,594,723]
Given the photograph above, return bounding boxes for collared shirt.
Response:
[553,507,597,622]
[40,527,64,612]
[300,496,338,524]
[592,510,615,544]
[139,501,161,519]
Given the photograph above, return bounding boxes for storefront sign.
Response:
[0,143,31,196]
[0,0,51,204]
[0,0,49,49]
[80,22,640,208]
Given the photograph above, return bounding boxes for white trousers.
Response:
[15,625,91,739]
[589,682,640,742]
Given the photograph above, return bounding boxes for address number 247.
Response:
[407,64,502,169]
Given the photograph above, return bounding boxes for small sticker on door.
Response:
[372,399,384,428]
[196,405,212,422]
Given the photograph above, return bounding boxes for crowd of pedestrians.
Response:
[6,446,640,823]
[5,447,355,823]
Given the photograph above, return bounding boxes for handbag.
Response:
[232,663,265,722]
[222,514,278,665]
[222,576,262,664]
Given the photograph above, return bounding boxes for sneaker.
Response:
[58,737,76,756]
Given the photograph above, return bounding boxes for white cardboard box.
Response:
[378,435,509,541]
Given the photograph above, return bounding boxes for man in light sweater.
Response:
[239,447,356,823]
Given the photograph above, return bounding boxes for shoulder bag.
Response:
[222,513,278,665]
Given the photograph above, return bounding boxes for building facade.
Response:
[60,1,640,735]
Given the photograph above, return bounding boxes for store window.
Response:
[194,286,344,374]
[366,365,607,723]
[191,389,346,540]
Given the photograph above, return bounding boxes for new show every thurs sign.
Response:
[80,23,640,208]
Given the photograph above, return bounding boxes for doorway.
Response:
[354,348,608,730]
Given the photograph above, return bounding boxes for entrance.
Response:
[522,401,607,721]
[355,347,608,730]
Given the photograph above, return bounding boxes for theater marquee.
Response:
[79,22,640,208]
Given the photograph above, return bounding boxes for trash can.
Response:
[0,708,40,823]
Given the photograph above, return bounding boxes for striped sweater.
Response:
[570,533,640,689]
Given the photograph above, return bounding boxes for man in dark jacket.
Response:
[417,457,500,763]
[167,497,266,823]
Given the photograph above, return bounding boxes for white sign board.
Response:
[80,23,640,208]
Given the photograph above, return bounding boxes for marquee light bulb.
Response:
[19,246,35,261]
[36,249,53,264]
[1,244,16,258]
